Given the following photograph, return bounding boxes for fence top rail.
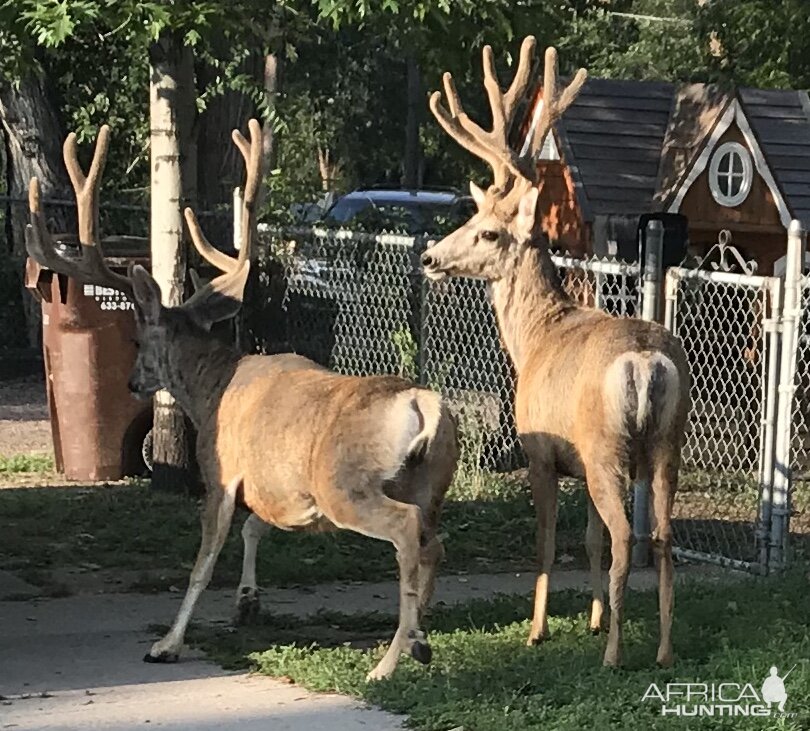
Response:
[257,224,422,248]
[551,254,641,277]
[667,265,778,291]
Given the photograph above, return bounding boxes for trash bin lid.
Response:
[100,236,150,259]
[47,234,149,262]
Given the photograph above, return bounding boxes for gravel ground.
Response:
[0,374,53,456]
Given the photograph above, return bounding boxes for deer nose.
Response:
[421,252,435,268]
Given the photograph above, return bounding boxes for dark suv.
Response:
[321,188,475,235]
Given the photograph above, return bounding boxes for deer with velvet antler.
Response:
[26,120,459,681]
[421,37,690,667]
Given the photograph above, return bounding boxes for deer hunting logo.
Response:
[642,665,797,718]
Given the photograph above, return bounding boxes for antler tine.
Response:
[429,90,509,183]
[503,36,537,120]
[430,37,540,189]
[525,47,587,165]
[482,45,507,138]
[64,125,110,247]
[183,208,241,272]
[231,118,262,265]
[26,128,132,298]
[26,177,75,274]
[183,118,263,314]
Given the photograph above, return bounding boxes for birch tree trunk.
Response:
[148,30,196,493]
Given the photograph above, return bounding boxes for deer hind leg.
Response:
[586,463,631,668]
[235,512,269,626]
[527,461,558,645]
[145,477,240,663]
[319,489,425,681]
[649,446,678,668]
[417,534,445,618]
[585,495,605,634]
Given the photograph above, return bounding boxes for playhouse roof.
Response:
[544,78,810,228]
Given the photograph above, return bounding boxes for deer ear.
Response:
[516,187,540,239]
[130,265,163,324]
[469,181,486,208]
[181,261,250,330]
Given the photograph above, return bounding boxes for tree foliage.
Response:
[2,0,809,227]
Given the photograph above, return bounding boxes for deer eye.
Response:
[479,230,499,242]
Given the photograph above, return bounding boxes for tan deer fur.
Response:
[422,37,690,667]
[26,120,458,681]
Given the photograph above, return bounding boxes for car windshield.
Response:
[323,194,475,235]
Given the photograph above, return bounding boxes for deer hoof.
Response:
[410,641,432,665]
[235,588,261,626]
[656,650,674,668]
[143,651,179,664]
[602,651,621,668]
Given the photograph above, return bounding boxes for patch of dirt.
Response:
[0,375,52,456]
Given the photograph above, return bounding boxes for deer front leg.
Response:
[527,462,558,645]
[235,512,269,625]
[145,477,240,663]
[319,489,426,681]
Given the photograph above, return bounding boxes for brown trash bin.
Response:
[25,236,152,481]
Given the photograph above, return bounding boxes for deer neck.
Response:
[162,330,241,429]
[489,242,574,374]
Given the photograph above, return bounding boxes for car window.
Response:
[323,195,475,234]
[323,198,372,224]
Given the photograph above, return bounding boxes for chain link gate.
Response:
[791,274,810,563]
[663,266,780,572]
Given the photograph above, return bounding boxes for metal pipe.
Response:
[632,220,664,568]
[770,220,805,569]
[757,278,783,570]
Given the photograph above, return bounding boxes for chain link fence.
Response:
[248,227,642,476]
[245,226,644,562]
[244,224,810,575]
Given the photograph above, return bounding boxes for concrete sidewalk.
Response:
[1,574,407,731]
[0,565,731,730]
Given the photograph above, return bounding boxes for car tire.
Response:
[142,428,154,473]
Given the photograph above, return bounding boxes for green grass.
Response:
[0,478,591,591]
[0,453,55,474]
[190,576,810,731]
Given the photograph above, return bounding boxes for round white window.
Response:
[709,141,753,207]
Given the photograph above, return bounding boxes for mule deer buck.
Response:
[26,120,459,681]
[421,37,690,667]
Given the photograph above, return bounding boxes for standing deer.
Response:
[26,120,458,681]
[421,37,690,667]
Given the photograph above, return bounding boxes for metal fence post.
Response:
[632,220,664,568]
[770,220,805,569]
[757,277,782,571]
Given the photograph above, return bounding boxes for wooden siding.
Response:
[536,160,589,257]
